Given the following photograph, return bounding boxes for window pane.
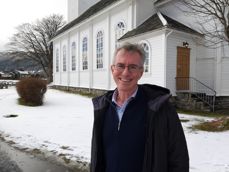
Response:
[82,37,88,70]
[56,49,59,72]
[72,42,76,71]
[141,43,150,73]
[96,31,103,69]
[115,22,126,48]
[63,46,67,72]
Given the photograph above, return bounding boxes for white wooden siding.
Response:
[221,57,229,95]
[196,58,215,89]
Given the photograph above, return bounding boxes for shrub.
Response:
[16,77,47,106]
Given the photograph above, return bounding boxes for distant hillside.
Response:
[0,55,42,72]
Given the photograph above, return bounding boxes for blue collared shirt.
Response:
[112,87,138,122]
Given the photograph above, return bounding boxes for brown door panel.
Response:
[176,47,190,90]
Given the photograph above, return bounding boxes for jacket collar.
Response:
[92,84,171,112]
[139,84,171,112]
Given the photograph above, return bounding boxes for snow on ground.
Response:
[0,86,229,171]
[0,87,93,163]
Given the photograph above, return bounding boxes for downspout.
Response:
[89,22,94,93]
[107,13,111,90]
[157,12,173,88]
[60,41,62,85]
[164,30,173,88]
[77,32,80,88]
[67,32,70,91]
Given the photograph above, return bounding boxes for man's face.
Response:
[111,49,143,93]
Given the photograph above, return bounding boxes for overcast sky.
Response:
[0,0,67,51]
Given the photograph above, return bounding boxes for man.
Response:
[90,43,189,172]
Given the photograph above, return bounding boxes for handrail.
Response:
[175,77,216,112]
[189,77,216,95]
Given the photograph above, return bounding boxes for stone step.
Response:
[174,92,212,112]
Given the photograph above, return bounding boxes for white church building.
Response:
[51,0,229,110]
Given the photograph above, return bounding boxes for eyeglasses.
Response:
[112,63,143,73]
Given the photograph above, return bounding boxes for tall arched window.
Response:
[63,45,67,72]
[71,42,76,71]
[82,37,88,70]
[56,49,59,72]
[115,21,126,48]
[96,31,103,69]
[141,42,150,73]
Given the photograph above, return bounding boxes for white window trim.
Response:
[115,20,126,48]
[139,40,151,74]
[56,49,59,72]
[82,37,88,70]
[62,45,67,72]
[71,42,76,71]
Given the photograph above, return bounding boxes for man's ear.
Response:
[138,69,144,80]
[111,65,114,73]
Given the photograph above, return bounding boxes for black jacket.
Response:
[90,84,189,172]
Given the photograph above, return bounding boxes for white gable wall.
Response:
[135,0,155,27]
[158,1,199,31]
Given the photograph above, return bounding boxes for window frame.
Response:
[71,42,76,71]
[62,45,67,72]
[96,31,104,69]
[140,41,150,73]
[56,48,59,72]
[115,21,126,48]
[82,37,88,70]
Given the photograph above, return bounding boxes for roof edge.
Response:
[157,12,167,26]
[52,0,124,41]
[154,0,173,7]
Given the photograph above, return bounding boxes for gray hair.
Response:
[112,43,146,66]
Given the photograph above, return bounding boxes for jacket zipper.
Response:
[118,121,121,131]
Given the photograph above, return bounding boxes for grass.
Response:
[17,98,43,106]
[177,108,229,132]
[193,117,229,132]
[51,88,100,98]
[177,109,227,118]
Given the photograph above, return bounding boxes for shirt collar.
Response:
[112,86,138,105]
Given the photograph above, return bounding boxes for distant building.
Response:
[0,71,13,79]
[17,70,31,78]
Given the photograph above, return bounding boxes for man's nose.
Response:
[122,66,131,74]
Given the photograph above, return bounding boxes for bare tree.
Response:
[6,14,66,82]
[180,0,229,46]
